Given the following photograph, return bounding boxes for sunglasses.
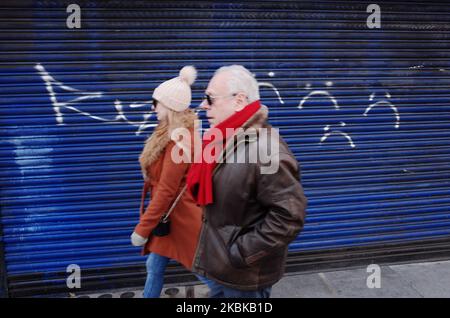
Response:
[203,94,214,106]
[203,93,238,106]
[151,99,158,110]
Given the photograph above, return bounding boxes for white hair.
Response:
[214,65,260,102]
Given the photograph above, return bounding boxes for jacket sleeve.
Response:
[229,151,308,268]
[134,141,189,238]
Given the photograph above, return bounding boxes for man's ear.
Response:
[234,92,248,111]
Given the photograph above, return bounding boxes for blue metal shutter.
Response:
[1,0,450,297]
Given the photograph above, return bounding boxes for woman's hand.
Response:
[131,231,148,246]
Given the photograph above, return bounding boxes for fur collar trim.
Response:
[139,109,198,180]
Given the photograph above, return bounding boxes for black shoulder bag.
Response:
[152,184,187,237]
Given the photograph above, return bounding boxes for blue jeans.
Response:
[196,275,272,298]
[143,253,170,298]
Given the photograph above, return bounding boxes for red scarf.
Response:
[186,100,261,206]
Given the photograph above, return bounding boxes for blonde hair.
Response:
[139,107,198,180]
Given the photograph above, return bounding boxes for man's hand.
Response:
[130,231,148,246]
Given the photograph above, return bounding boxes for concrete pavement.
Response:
[67,260,450,298]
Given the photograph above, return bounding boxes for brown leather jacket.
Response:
[192,105,308,290]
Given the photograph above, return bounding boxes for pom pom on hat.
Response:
[179,65,197,86]
[152,65,197,112]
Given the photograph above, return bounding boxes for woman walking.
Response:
[130,66,202,298]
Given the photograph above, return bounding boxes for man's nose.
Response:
[199,99,209,110]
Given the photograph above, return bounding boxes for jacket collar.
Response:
[212,104,269,175]
[140,109,198,180]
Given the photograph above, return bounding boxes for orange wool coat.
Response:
[134,137,202,270]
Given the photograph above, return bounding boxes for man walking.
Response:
[186,65,308,298]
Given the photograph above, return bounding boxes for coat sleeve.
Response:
[134,141,190,238]
[229,151,308,268]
